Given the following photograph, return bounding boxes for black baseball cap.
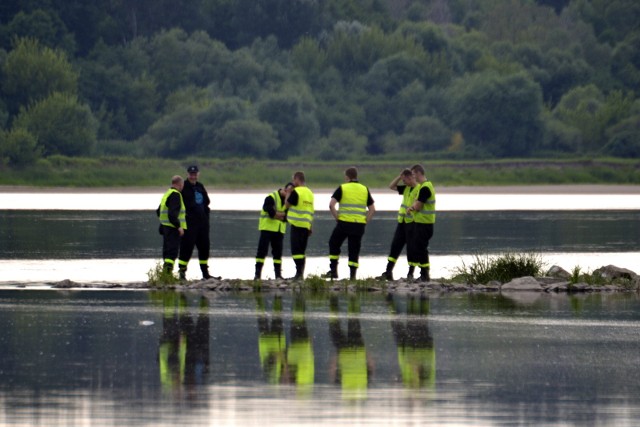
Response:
[187,165,199,173]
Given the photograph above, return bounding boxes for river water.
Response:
[1,189,640,426]
[2,291,640,426]
[0,189,639,283]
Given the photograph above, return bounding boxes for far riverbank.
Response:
[1,157,639,188]
[2,184,640,194]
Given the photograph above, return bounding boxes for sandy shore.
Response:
[2,184,640,194]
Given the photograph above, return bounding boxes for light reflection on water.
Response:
[3,189,640,211]
[0,252,639,284]
[2,190,640,425]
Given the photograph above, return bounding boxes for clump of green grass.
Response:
[147,262,180,287]
[570,265,582,284]
[303,275,330,293]
[569,265,610,287]
[453,252,546,284]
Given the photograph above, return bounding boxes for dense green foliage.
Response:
[0,0,639,169]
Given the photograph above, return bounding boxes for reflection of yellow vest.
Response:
[159,188,187,229]
[397,186,416,223]
[258,333,286,384]
[398,346,436,389]
[338,182,368,224]
[287,187,314,230]
[288,339,314,389]
[159,335,187,391]
[258,191,286,233]
[414,181,436,224]
[339,347,367,399]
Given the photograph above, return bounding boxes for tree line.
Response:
[0,0,639,167]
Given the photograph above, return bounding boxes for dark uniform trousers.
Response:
[256,230,284,262]
[388,222,410,262]
[407,223,434,268]
[179,220,210,264]
[162,226,182,269]
[329,221,366,266]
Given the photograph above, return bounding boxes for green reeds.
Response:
[453,252,546,284]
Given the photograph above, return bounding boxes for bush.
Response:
[147,262,180,287]
[453,252,545,284]
[0,127,41,166]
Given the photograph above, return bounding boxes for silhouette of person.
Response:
[255,294,286,384]
[387,293,435,390]
[283,293,314,395]
[156,292,211,397]
[328,295,372,400]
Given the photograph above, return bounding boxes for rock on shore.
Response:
[37,264,640,294]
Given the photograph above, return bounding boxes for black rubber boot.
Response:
[407,266,415,280]
[163,262,173,274]
[200,265,213,280]
[377,261,394,281]
[420,267,430,282]
[323,260,338,280]
[349,267,357,281]
[254,263,263,280]
[293,259,305,281]
[178,265,187,281]
[274,263,283,280]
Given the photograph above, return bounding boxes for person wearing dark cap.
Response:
[284,171,315,281]
[254,183,293,280]
[178,165,218,280]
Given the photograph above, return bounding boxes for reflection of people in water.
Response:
[387,293,435,389]
[328,295,372,400]
[256,294,286,384]
[155,292,210,394]
[283,293,314,394]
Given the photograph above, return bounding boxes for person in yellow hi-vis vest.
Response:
[406,164,436,282]
[387,293,436,390]
[156,175,186,275]
[256,295,286,384]
[328,295,372,401]
[378,168,418,281]
[285,171,315,281]
[325,167,375,281]
[254,183,293,280]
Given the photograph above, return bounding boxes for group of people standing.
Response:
[158,164,435,282]
[157,165,218,280]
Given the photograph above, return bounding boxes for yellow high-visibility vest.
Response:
[259,190,286,233]
[338,182,368,224]
[397,186,416,223]
[287,186,314,230]
[158,188,187,229]
[414,181,436,224]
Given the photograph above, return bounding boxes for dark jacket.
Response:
[181,180,210,225]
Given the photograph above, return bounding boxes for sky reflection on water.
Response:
[0,252,639,284]
[3,189,640,211]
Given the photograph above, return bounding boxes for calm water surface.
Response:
[1,291,640,426]
[1,191,640,426]
[0,208,638,282]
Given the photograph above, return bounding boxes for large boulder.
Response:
[593,265,637,280]
[501,276,543,291]
[546,265,572,280]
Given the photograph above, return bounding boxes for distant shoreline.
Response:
[2,184,640,195]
